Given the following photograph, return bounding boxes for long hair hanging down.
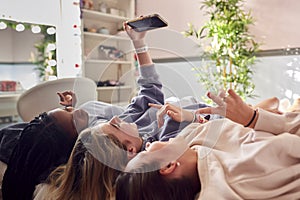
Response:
[40,127,128,200]
[115,161,199,200]
[2,113,77,200]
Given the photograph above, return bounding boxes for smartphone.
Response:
[126,14,168,32]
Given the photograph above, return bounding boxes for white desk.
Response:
[0,92,22,117]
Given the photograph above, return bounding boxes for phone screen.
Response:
[127,14,168,32]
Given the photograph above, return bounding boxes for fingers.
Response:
[148,103,162,109]
[218,89,226,99]
[57,92,64,102]
[207,92,224,106]
[123,22,130,31]
[149,103,182,127]
[227,89,239,100]
[148,103,165,128]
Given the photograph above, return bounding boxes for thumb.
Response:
[195,107,212,115]
[57,92,64,101]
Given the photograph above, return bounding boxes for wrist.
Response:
[191,111,196,123]
[244,109,258,127]
[133,39,146,49]
[135,46,148,54]
[185,111,195,122]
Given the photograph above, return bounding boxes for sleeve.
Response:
[118,64,164,122]
[254,108,300,136]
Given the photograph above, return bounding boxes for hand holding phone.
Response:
[126,14,168,32]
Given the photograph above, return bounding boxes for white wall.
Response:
[157,55,300,105]
[0,0,59,26]
[136,0,300,51]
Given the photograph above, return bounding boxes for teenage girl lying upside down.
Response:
[116,89,300,200]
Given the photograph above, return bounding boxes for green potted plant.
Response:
[183,0,260,101]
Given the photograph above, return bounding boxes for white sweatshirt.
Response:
[179,108,300,199]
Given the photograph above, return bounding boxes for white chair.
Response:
[17,77,97,122]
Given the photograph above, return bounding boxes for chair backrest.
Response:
[17,77,97,122]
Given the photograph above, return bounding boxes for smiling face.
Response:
[48,107,89,137]
[96,116,143,159]
[125,136,190,173]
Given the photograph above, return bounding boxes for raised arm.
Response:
[123,22,153,67]
[196,89,300,135]
[117,23,164,122]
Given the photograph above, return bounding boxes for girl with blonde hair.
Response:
[34,126,128,200]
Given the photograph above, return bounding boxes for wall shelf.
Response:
[85,59,132,65]
[83,32,130,41]
[81,0,136,104]
[82,9,128,22]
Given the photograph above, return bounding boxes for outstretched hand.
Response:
[196,89,255,126]
[57,91,77,107]
[148,103,195,128]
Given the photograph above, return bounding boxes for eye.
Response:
[110,122,120,129]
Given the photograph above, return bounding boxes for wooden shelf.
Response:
[82,1,135,104]
[85,59,132,65]
[82,9,128,23]
[84,32,130,41]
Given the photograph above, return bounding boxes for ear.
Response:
[127,146,137,160]
[159,162,177,176]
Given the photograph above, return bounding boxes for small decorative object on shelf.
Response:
[97,27,110,34]
[98,45,124,60]
[98,1,107,13]
[0,81,17,91]
[108,8,119,15]
[82,0,94,10]
[87,27,97,33]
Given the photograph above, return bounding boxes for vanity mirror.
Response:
[0,19,57,87]
[0,19,57,121]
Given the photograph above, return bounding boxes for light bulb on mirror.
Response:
[31,25,41,33]
[16,24,25,32]
[46,27,56,35]
[0,21,7,30]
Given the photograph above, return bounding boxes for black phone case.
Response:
[127,14,168,32]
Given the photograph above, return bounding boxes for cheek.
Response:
[74,117,88,132]
[73,110,89,131]
[147,142,165,152]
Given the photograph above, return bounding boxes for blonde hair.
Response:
[38,127,128,200]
